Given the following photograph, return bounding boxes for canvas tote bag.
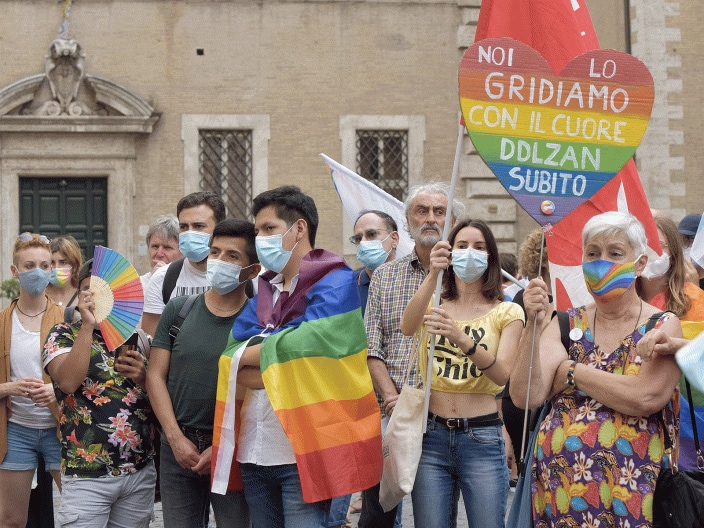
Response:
[379,335,425,512]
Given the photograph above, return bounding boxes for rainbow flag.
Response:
[212,250,382,502]
[211,337,248,494]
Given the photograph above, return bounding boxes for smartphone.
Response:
[115,332,139,358]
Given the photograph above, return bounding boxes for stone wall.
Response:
[0,0,701,278]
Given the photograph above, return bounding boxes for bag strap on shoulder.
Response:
[162,258,186,305]
[167,294,199,347]
[64,305,76,324]
[556,310,571,351]
[645,311,665,334]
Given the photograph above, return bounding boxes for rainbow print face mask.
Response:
[582,259,636,302]
[49,267,72,288]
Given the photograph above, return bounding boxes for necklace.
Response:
[15,303,47,319]
[593,300,643,342]
[205,294,246,317]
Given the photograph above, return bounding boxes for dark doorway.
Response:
[19,177,107,259]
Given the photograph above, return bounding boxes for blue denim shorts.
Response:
[0,421,61,471]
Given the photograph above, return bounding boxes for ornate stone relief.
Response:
[37,37,92,116]
[0,38,158,132]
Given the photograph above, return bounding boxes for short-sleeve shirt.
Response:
[365,251,426,412]
[418,301,524,396]
[143,259,208,316]
[43,323,155,478]
[152,294,247,431]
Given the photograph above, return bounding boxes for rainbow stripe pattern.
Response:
[582,259,635,302]
[212,257,382,502]
[90,246,144,351]
[459,37,654,225]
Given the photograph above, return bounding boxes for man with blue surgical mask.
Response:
[226,186,381,527]
[326,210,400,528]
[360,182,464,528]
[351,210,400,314]
[146,219,259,528]
[141,191,226,337]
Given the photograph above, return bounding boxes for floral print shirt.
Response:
[43,322,155,478]
[531,307,679,528]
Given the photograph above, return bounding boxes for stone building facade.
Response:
[0,0,699,283]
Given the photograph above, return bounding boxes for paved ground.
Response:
[53,484,514,527]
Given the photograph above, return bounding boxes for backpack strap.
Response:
[167,294,199,347]
[162,258,186,306]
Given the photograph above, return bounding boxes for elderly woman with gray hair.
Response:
[140,214,182,290]
[510,211,682,527]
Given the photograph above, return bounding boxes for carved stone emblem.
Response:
[37,37,91,116]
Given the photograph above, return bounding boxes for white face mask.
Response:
[641,252,670,280]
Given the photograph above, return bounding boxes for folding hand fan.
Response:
[90,246,144,351]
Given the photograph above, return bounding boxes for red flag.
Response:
[474,0,661,310]
[475,0,599,67]
[547,161,662,309]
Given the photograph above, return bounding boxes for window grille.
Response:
[199,129,253,220]
[356,130,409,201]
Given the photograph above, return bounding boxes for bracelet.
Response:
[465,340,478,356]
[566,360,578,389]
[478,355,497,371]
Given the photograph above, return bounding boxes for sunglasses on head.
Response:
[17,233,51,244]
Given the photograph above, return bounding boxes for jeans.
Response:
[240,462,329,528]
[328,494,351,526]
[56,461,156,528]
[160,433,249,528]
[411,418,508,528]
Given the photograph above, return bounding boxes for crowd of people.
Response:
[0,184,702,528]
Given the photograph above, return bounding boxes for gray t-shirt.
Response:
[152,294,246,430]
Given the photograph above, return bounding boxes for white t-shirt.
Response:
[143,259,209,315]
[9,310,55,428]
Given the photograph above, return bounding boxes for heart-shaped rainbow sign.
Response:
[459,37,654,225]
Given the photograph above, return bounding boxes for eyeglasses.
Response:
[17,233,50,244]
[349,229,388,246]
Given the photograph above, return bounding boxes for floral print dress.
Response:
[42,322,155,478]
[531,307,679,528]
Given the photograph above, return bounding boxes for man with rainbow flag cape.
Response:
[211,186,382,527]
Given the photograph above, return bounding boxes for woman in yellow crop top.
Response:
[401,218,524,528]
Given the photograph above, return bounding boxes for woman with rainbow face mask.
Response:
[46,236,83,309]
[510,211,683,527]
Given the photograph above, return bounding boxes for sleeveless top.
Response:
[531,307,680,527]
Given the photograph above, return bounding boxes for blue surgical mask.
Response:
[357,235,392,271]
[179,231,211,263]
[451,247,488,284]
[255,224,298,273]
[18,268,51,296]
[207,259,254,295]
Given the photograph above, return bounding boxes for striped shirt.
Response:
[365,250,426,414]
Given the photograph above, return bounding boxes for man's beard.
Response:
[410,223,442,247]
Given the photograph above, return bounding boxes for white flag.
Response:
[320,154,414,257]
[689,213,704,269]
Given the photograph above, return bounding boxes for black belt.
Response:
[428,411,503,430]
[179,425,212,438]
